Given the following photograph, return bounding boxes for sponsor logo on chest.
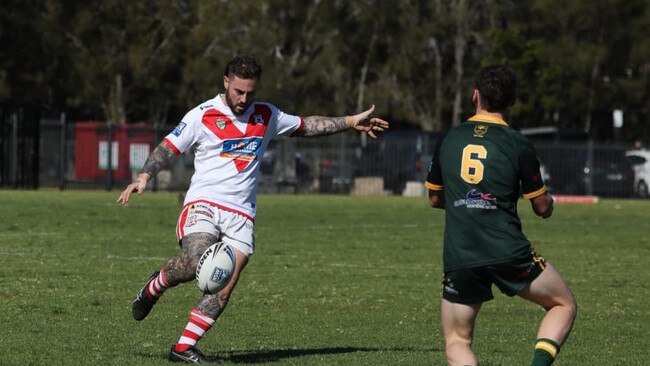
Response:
[220,137,264,161]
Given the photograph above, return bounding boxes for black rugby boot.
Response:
[168,346,219,363]
[132,271,159,321]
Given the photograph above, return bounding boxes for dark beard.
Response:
[225,93,246,115]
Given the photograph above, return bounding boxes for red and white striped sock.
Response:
[145,269,171,300]
[174,309,215,352]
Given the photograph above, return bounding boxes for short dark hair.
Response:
[475,65,516,112]
[223,54,262,80]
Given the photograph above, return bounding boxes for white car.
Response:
[625,149,650,198]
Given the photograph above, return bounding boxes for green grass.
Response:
[0,190,648,365]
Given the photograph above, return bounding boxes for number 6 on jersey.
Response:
[461,144,487,184]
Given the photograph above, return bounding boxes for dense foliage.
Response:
[1,0,648,141]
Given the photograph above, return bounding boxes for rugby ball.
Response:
[196,242,236,294]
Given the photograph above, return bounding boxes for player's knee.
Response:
[551,292,577,323]
[568,295,578,321]
[167,255,197,282]
[558,289,577,317]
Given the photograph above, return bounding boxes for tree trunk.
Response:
[452,0,468,127]
[433,43,443,131]
[584,30,604,134]
[421,39,443,133]
[356,25,378,147]
[104,74,126,125]
[356,26,378,112]
[584,62,599,134]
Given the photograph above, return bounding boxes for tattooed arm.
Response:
[299,116,349,137]
[295,105,389,138]
[140,141,177,179]
[116,140,177,204]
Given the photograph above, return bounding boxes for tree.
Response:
[0,0,647,141]
[484,0,650,141]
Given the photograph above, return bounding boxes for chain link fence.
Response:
[33,119,436,196]
[2,116,646,198]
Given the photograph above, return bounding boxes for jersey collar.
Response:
[468,114,509,126]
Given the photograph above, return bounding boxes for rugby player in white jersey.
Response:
[117,54,389,363]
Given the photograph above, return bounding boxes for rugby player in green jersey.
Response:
[425,65,577,366]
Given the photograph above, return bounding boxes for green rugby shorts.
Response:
[442,250,547,304]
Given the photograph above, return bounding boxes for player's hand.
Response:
[348,105,389,138]
[116,173,150,205]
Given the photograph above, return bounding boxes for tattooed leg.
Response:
[162,232,219,286]
[195,247,249,319]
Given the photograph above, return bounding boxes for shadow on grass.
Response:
[135,345,440,364]
[223,346,437,364]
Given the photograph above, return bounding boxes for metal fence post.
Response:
[339,133,346,190]
[151,124,158,192]
[31,113,39,189]
[106,122,113,190]
[59,112,67,190]
[586,139,594,195]
[10,112,18,188]
[0,108,4,187]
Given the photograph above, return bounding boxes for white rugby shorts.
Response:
[176,200,255,256]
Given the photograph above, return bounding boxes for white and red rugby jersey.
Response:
[164,94,304,219]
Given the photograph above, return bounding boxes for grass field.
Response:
[0,190,648,365]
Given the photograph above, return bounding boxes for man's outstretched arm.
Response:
[117,140,177,205]
[296,105,389,138]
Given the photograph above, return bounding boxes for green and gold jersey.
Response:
[425,115,546,271]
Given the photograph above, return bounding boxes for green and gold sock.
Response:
[530,338,560,366]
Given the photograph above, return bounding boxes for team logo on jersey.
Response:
[215,118,227,129]
[453,189,497,209]
[473,125,489,138]
[172,122,187,137]
[220,137,263,161]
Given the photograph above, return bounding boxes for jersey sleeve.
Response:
[274,109,304,137]
[163,109,201,154]
[425,136,444,191]
[519,139,546,200]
